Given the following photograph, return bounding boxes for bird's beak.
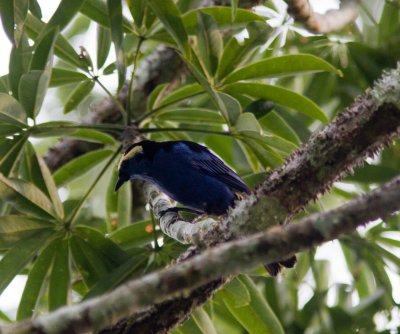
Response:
[115,175,128,191]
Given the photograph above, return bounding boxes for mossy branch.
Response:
[4,175,400,334]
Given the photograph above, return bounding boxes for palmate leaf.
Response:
[0,174,57,220]
[24,14,86,70]
[0,215,55,250]
[8,32,31,99]
[175,307,218,334]
[63,79,95,114]
[70,235,111,288]
[80,0,133,33]
[48,237,70,311]
[84,251,147,299]
[184,7,263,30]
[107,0,125,90]
[110,220,161,250]
[217,21,271,80]
[0,93,27,126]
[219,275,284,334]
[0,0,29,47]
[147,0,190,57]
[49,68,88,87]
[53,149,113,187]
[0,229,52,296]
[0,136,27,176]
[224,83,329,124]
[195,12,223,77]
[96,25,112,69]
[106,169,132,230]
[17,236,59,320]
[223,54,340,84]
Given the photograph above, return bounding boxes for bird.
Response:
[115,139,296,275]
[115,140,249,215]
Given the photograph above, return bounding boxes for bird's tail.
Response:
[264,255,297,276]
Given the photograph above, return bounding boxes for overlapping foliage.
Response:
[0,0,399,332]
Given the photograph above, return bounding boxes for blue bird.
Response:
[115,140,296,275]
[115,140,249,215]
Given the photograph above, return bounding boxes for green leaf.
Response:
[235,113,262,135]
[259,111,301,145]
[50,68,88,87]
[107,0,125,90]
[147,0,190,56]
[127,0,145,29]
[24,14,86,70]
[0,93,27,126]
[48,237,70,310]
[106,169,132,230]
[110,220,159,249]
[0,174,57,219]
[45,0,85,32]
[0,230,51,295]
[0,136,27,176]
[29,0,42,19]
[347,164,399,183]
[75,226,129,267]
[224,54,340,84]
[30,27,58,71]
[85,251,147,299]
[216,92,241,125]
[53,149,113,187]
[19,67,52,119]
[147,83,169,111]
[8,32,31,98]
[96,25,112,69]
[196,12,222,76]
[157,108,224,124]
[218,23,270,81]
[32,123,116,144]
[224,83,329,124]
[80,0,133,33]
[0,75,9,94]
[37,155,64,220]
[17,237,58,320]
[0,124,22,137]
[0,215,54,249]
[0,0,29,47]
[67,129,116,145]
[63,79,95,114]
[223,275,284,334]
[158,83,203,107]
[70,235,111,288]
[191,307,218,334]
[20,143,64,219]
[221,276,251,308]
[182,7,263,34]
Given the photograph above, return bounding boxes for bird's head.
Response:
[115,142,150,191]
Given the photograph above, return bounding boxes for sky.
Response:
[0,0,399,330]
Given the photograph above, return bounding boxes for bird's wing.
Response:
[190,149,250,193]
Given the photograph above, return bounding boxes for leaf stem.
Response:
[127,37,145,125]
[67,146,122,226]
[92,75,127,122]
[138,127,231,136]
[134,91,205,124]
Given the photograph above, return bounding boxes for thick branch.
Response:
[285,0,360,33]
[5,176,400,334]
[110,64,400,332]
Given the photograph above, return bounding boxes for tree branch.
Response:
[4,174,400,334]
[285,0,360,33]
[102,64,400,333]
